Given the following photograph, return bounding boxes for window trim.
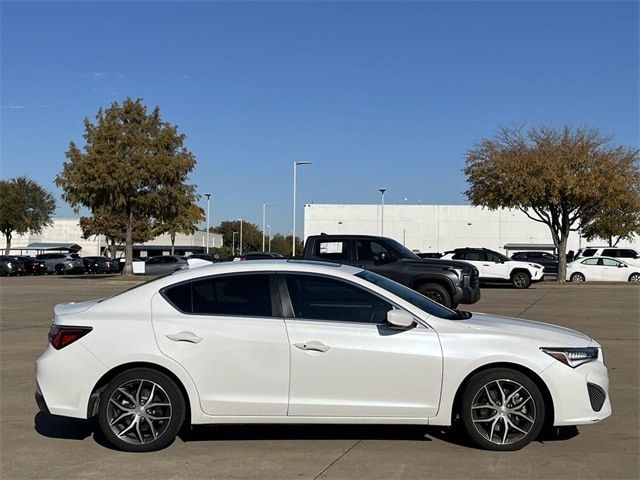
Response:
[276,272,403,326]
[159,272,283,319]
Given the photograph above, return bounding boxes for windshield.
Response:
[385,238,420,259]
[356,270,467,320]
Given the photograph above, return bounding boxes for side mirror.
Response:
[618,264,627,268]
[386,310,416,329]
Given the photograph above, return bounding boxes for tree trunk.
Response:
[170,233,175,255]
[3,231,11,255]
[608,235,613,247]
[556,234,569,283]
[123,208,134,275]
[109,238,117,259]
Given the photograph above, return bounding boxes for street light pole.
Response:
[292,161,312,257]
[232,231,238,256]
[204,193,211,254]
[238,219,244,256]
[379,188,386,236]
[262,203,274,252]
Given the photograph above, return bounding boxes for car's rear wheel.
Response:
[461,368,545,451]
[98,368,185,452]
[416,283,452,308]
[511,271,531,289]
[54,264,66,275]
[629,273,640,283]
[570,272,585,283]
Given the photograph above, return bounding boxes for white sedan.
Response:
[36,260,610,452]
[567,256,640,283]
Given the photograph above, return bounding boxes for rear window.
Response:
[314,241,349,262]
[582,249,597,257]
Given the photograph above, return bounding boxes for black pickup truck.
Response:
[302,234,480,308]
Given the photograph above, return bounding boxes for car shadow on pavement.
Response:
[34,412,97,440]
[179,424,448,444]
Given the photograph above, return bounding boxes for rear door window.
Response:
[163,274,274,317]
[314,241,349,262]
[602,249,618,257]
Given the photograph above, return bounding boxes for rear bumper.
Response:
[35,383,50,414]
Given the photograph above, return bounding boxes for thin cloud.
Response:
[2,104,51,110]
[3,105,25,109]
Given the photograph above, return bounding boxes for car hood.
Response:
[400,258,477,272]
[54,299,101,317]
[456,312,594,346]
[507,259,543,269]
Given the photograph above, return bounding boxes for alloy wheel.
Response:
[571,273,585,283]
[470,379,536,446]
[106,379,172,445]
[512,273,529,288]
[629,273,640,283]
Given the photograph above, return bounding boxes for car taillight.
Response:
[48,325,92,350]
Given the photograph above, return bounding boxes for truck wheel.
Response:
[511,271,531,289]
[416,283,452,308]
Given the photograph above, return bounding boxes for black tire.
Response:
[54,264,66,275]
[628,273,640,283]
[98,368,185,452]
[570,272,585,283]
[416,283,452,308]
[511,271,531,289]
[460,368,545,451]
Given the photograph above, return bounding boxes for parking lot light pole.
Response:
[204,193,211,253]
[292,161,312,257]
[267,225,272,252]
[379,188,386,236]
[238,219,244,256]
[262,203,274,252]
[232,231,238,256]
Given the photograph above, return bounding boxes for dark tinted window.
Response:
[451,253,464,260]
[285,274,392,323]
[464,252,485,261]
[314,241,349,262]
[356,240,392,261]
[619,249,638,258]
[582,248,597,257]
[602,249,618,257]
[164,274,273,317]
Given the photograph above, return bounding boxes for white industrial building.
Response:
[1,218,223,256]
[303,204,639,255]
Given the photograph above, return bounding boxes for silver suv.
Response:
[36,253,85,274]
[575,247,640,266]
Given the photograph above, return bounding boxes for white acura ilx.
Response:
[35,260,610,452]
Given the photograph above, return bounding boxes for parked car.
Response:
[83,256,119,274]
[302,234,480,309]
[511,251,559,275]
[441,248,544,289]
[36,253,85,274]
[36,260,611,453]
[188,253,220,262]
[575,246,640,266]
[15,256,47,275]
[143,255,188,275]
[567,257,640,283]
[0,256,26,276]
[236,252,285,261]
[416,252,443,259]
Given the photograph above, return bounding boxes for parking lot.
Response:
[0,275,638,479]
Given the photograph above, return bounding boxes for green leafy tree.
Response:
[0,177,56,255]
[581,198,640,247]
[56,98,198,274]
[213,220,263,255]
[269,233,303,257]
[155,198,205,255]
[464,125,639,281]
[79,209,155,258]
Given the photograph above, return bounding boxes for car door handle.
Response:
[166,331,203,344]
[294,341,330,353]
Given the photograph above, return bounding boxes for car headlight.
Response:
[6,262,11,268]
[541,347,599,368]
[529,263,543,269]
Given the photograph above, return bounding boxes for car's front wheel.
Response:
[98,368,185,452]
[628,273,640,283]
[460,368,545,451]
[416,283,452,308]
[511,271,531,289]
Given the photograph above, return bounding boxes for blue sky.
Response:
[2,1,638,235]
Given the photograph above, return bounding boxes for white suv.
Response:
[441,248,544,288]
[575,246,640,266]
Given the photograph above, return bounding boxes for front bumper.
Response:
[540,354,611,426]
[459,275,481,304]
